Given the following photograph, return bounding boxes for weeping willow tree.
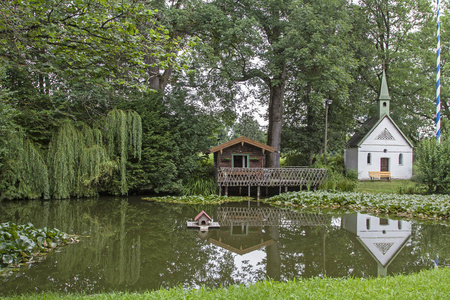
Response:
[104,109,142,195]
[0,109,141,200]
[0,130,49,200]
[48,110,141,198]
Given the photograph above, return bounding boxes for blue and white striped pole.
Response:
[437,0,441,143]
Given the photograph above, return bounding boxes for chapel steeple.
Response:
[377,69,391,119]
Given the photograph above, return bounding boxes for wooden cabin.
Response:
[208,136,328,198]
[208,136,276,170]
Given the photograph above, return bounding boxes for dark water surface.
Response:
[0,197,448,296]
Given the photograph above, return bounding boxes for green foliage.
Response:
[118,90,219,195]
[266,191,450,220]
[414,138,450,193]
[323,172,358,193]
[104,109,142,195]
[181,155,217,196]
[1,108,141,200]
[231,113,266,143]
[182,178,217,196]
[309,154,357,192]
[0,131,49,200]
[143,195,250,204]
[0,0,181,90]
[0,222,72,268]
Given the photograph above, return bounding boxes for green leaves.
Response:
[0,222,71,267]
[415,138,450,193]
[265,190,450,220]
[0,0,182,90]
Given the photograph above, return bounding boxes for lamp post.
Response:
[324,99,333,164]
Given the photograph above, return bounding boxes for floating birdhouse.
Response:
[187,210,220,230]
[195,210,212,226]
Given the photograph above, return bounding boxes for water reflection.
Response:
[342,214,412,277]
[0,198,447,296]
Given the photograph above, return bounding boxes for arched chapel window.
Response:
[367,153,371,164]
[399,153,403,165]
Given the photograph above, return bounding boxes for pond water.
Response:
[0,197,448,296]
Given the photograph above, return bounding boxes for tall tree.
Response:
[282,0,361,164]
[359,0,436,142]
[181,0,360,166]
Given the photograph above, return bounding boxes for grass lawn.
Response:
[356,180,421,194]
[4,268,449,299]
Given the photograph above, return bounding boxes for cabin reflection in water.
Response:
[342,213,412,277]
[196,205,331,279]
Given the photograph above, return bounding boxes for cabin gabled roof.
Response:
[346,115,413,148]
[194,210,212,221]
[208,136,276,154]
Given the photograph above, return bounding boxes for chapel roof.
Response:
[345,115,413,148]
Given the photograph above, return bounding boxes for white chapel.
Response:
[344,71,413,180]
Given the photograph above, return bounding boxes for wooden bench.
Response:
[369,171,391,181]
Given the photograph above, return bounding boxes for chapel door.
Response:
[380,158,389,171]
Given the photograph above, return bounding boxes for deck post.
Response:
[219,185,222,196]
[285,186,288,193]
[248,185,251,197]
[225,186,228,197]
[279,185,281,194]
[239,186,242,195]
[257,186,261,200]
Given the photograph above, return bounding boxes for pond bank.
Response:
[4,268,449,299]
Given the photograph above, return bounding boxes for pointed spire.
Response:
[378,69,391,119]
[379,69,391,101]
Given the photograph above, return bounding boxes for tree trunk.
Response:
[266,65,286,168]
[147,65,173,92]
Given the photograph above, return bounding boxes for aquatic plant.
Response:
[265,191,450,220]
[0,222,76,268]
[143,195,252,204]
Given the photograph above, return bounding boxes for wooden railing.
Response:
[216,206,331,227]
[217,167,328,188]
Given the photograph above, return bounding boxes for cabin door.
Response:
[380,158,389,171]
[232,155,249,168]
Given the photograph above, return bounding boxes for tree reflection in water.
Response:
[0,198,447,296]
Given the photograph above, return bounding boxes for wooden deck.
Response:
[217,167,328,197]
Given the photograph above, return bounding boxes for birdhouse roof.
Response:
[194,210,212,221]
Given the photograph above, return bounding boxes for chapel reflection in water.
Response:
[342,213,412,277]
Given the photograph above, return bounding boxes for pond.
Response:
[0,197,448,296]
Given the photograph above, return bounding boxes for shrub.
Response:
[414,138,450,193]
[181,154,218,196]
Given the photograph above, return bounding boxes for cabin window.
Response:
[232,154,249,168]
[367,153,371,164]
[399,153,403,165]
